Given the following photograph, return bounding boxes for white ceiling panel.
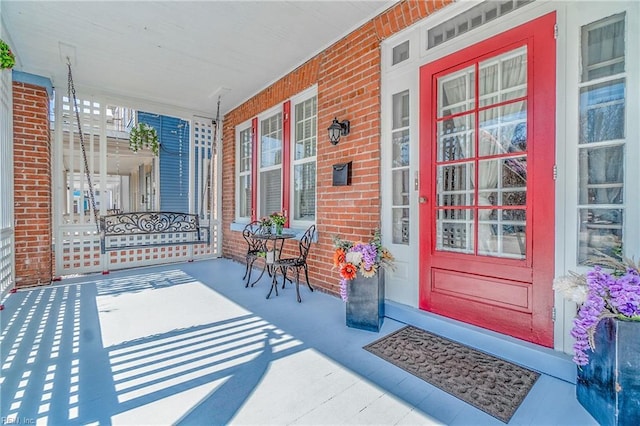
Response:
[1,0,396,116]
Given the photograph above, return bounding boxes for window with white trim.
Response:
[237,125,252,220]
[292,96,317,222]
[259,112,283,217]
[577,13,626,264]
[235,90,317,226]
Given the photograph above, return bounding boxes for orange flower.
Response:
[333,248,346,268]
[340,263,358,280]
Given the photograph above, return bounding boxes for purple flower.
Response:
[351,243,377,270]
[339,278,348,302]
[570,266,640,365]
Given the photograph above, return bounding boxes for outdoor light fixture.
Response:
[328,117,350,145]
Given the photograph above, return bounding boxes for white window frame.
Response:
[234,88,318,229]
[558,2,639,354]
[289,87,318,228]
[235,119,253,223]
[256,106,283,220]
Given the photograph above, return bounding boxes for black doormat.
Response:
[364,326,539,423]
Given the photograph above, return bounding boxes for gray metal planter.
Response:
[577,317,640,426]
[346,272,385,332]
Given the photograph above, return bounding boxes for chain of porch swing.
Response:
[67,61,221,233]
[67,60,100,233]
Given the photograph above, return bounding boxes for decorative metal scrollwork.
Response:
[101,212,199,235]
[100,212,208,254]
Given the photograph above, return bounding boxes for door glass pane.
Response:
[479,101,527,156]
[392,169,410,206]
[392,208,409,244]
[392,91,409,129]
[579,79,625,144]
[578,208,623,261]
[479,46,527,106]
[438,114,475,161]
[479,209,526,258]
[437,209,474,254]
[582,14,625,82]
[435,46,527,259]
[578,145,623,205]
[437,162,474,207]
[577,13,626,264]
[392,130,410,167]
[391,90,410,245]
[438,66,475,117]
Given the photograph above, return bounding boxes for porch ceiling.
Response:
[1,0,396,117]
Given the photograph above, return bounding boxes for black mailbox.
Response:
[332,162,352,186]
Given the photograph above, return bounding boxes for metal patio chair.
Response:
[267,224,316,303]
[242,220,267,287]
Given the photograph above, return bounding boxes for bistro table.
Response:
[248,231,296,288]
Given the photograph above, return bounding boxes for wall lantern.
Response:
[327,117,350,145]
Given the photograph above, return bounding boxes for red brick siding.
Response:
[13,82,52,287]
[222,0,452,295]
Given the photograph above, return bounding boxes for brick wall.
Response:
[222,0,452,295]
[13,82,52,287]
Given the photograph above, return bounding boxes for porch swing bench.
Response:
[100,211,210,254]
[64,61,214,258]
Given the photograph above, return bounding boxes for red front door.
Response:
[419,13,556,347]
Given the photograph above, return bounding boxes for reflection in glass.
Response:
[239,127,252,172]
[295,97,317,161]
[392,169,410,206]
[392,91,410,129]
[582,14,625,82]
[392,208,409,244]
[439,163,472,192]
[578,208,623,263]
[392,130,410,167]
[391,89,410,245]
[438,66,475,117]
[479,101,527,156]
[578,145,623,205]
[294,162,316,220]
[239,175,252,218]
[434,45,530,259]
[437,210,474,254]
[261,114,282,167]
[438,114,474,161]
[479,46,527,106]
[478,209,526,259]
[579,80,625,144]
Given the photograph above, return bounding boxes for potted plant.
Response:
[129,122,159,155]
[1,39,16,70]
[553,254,640,425]
[333,229,395,332]
[269,212,286,235]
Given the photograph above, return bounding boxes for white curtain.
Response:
[475,50,527,254]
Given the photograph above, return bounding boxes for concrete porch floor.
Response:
[0,258,597,425]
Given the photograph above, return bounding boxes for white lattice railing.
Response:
[0,69,14,300]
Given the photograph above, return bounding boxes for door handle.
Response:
[419,196,427,204]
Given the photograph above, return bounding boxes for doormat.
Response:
[364,326,539,423]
